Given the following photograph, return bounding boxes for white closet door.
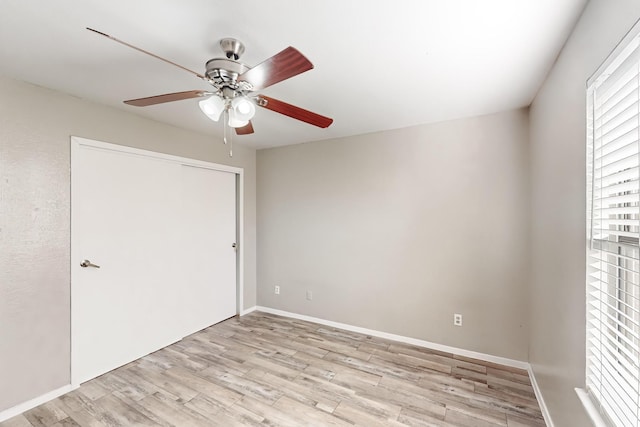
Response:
[180,165,237,333]
[71,139,237,384]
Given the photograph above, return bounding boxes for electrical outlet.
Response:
[306,290,313,301]
[274,285,280,295]
[453,313,463,326]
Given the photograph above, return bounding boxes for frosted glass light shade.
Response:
[198,96,225,121]
[231,96,256,121]
[228,108,249,128]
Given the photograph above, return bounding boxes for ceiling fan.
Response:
[87,28,333,153]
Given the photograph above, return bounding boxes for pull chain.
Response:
[223,109,229,145]
[222,109,233,157]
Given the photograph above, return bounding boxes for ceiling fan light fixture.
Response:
[198,95,225,121]
[89,28,334,142]
[231,96,256,121]
[228,108,249,128]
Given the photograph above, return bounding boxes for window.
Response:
[586,20,640,427]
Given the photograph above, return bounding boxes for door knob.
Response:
[80,259,100,268]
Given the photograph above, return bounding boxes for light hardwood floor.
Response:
[1,312,545,427]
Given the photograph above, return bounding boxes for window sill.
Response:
[575,388,609,427]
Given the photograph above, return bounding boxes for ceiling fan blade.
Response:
[235,121,255,135]
[87,27,207,81]
[258,96,333,128]
[239,47,313,90]
[124,90,210,107]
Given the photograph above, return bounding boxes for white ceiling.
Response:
[0,0,587,149]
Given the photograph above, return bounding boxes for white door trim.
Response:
[70,136,244,386]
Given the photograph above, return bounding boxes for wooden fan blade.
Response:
[235,121,255,135]
[258,96,333,128]
[124,90,210,107]
[87,27,207,81]
[239,47,313,90]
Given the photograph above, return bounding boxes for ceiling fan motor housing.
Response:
[205,58,252,92]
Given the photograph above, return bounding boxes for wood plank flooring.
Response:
[1,312,546,426]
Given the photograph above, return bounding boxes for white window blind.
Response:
[587,21,640,427]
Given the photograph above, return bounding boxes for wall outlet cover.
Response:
[453,313,463,326]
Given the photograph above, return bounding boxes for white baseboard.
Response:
[528,366,555,427]
[0,384,77,423]
[240,305,257,316]
[254,306,529,370]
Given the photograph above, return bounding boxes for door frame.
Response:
[70,136,244,386]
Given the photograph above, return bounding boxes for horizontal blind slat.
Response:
[596,167,639,187]
[596,179,640,197]
[588,353,640,410]
[598,377,638,426]
[589,247,640,262]
[594,40,640,100]
[593,217,639,227]
[589,294,640,330]
[594,135,639,168]
[588,269,640,288]
[587,347,639,388]
[588,261,640,280]
[588,311,640,354]
[596,76,639,124]
[596,89,639,129]
[593,229,640,239]
[588,284,640,310]
[593,206,639,215]
[588,288,640,312]
[598,350,640,398]
[594,151,639,176]
[593,191,640,205]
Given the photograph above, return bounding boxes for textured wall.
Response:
[528,1,640,425]
[0,75,257,411]
[257,109,530,360]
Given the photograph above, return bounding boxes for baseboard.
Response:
[0,384,77,423]
[240,305,257,316]
[528,366,555,427]
[254,306,529,370]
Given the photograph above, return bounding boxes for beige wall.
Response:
[0,75,257,411]
[257,109,530,360]
[528,1,640,425]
